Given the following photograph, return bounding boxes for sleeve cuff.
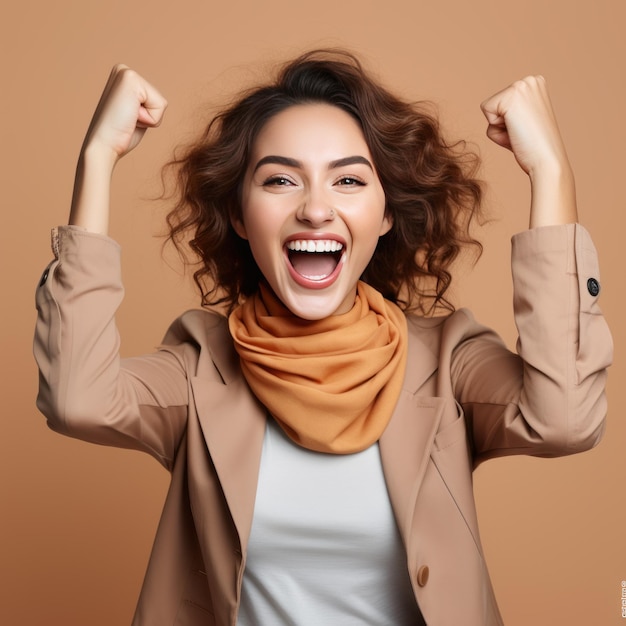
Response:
[511,223,602,315]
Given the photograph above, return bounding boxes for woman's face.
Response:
[235,103,391,320]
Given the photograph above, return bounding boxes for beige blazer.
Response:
[34,223,612,626]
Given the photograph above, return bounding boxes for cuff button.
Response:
[417,565,430,587]
[587,278,600,297]
[39,268,50,287]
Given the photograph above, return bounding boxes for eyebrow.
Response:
[252,155,374,172]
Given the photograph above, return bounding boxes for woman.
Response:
[34,50,612,625]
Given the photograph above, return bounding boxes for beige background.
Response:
[2,0,624,624]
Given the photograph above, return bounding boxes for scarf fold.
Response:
[228,281,408,454]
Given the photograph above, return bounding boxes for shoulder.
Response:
[161,309,230,347]
[401,309,503,394]
[159,309,241,383]
[405,308,494,355]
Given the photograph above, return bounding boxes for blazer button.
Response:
[587,278,600,297]
[416,565,429,587]
[39,267,50,287]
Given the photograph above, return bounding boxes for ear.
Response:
[379,212,393,237]
[231,215,248,240]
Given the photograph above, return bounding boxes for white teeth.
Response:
[286,239,344,253]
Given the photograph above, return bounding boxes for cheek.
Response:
[367,194,390,240]
[243,211,276,263]
[238,195,263,242]
[242,191,290,244]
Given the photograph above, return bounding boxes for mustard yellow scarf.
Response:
[228,281,408,454]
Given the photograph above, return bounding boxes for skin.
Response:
[68,65,578,317]
[69,65,168,235]
[233,104,391,320]
[480,75,578,227]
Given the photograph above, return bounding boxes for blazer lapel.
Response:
[187,315,267,553]
[191,376,266,552]
[379,317,444,549]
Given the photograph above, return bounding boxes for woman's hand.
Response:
[481,76,578,227]
[69,66,167,234]
[82,64,168,167]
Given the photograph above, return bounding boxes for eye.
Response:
[263,176,294,187]
[335,176,365,187]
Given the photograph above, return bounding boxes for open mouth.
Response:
[285,238,345,287]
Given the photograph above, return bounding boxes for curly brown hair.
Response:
[165,49,482,314]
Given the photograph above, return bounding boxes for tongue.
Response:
[290,252,338,279]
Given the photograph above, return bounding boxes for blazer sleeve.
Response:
[34,226,191,471]
[448,223,612,465]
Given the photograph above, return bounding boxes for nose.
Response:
[296,188,335,227]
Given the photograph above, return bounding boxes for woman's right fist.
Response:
[82,65,167,166]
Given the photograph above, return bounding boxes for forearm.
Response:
[528,158,578,228]
[69,144,117,234]
[481,75,580,229]
[34,226,188,467]
[67,65,167,234]
[458,224,612,463]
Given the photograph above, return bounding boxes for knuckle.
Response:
[115,65,138,85]
[511,75,544,95]
[112,63,129,75]
[513,78,529,91]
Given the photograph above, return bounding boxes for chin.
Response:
[285,301,338,321]
[281,291,350,320]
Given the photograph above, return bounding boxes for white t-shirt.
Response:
[237,417,425,625]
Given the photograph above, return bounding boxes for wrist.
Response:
[79,141,119,175]
[528,165,578,228]
[69,146,115,235]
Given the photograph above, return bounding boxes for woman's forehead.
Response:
[250,103,372,165]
